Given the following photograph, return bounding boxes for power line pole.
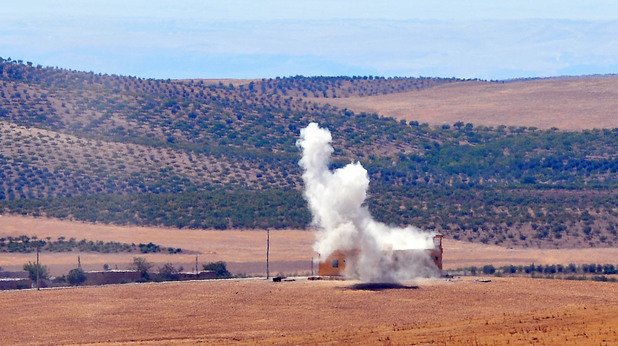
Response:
[36,245,40,291]
[266,228,270,279]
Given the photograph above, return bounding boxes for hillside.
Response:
[0,57,617,248]
[315,76,618,130]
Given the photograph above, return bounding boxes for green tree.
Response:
[130,257,153,281]
[157,263,182,281]
[23,261,49,281]
[67,268,87,286]
[203,261,231,278]
[482,265,496,275]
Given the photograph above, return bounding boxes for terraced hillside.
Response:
[0,57,617,247]
[243,75,469,98]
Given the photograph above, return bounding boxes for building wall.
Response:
[318,235,443,276]
[318,250,349,276]
[84,271,141,285]
[178,271,217,280]
[0,278,32,290]
[432,234,444,270]
[427,248,443,270]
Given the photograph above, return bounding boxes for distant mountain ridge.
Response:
[0,57,616,248]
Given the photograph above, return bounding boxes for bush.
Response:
[591,275,610,282]
[502,265,517,274]
[23,261,49,281]
[482,265,496,275]
[602,264,616,275]
[67,268,87,286]
[130,257,153,281]
[203,261,231,278]
[157,263,182,281]
[138,242,161,253]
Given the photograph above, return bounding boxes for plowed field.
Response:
[0,277,616,345]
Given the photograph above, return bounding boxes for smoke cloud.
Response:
[297,123,440,283]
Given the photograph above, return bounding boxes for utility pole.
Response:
[311,257,314,276]
[36,245,40,291]
[195,255,198,274]
[266,228,270,279]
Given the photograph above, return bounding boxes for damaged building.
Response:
[318,234,443,277]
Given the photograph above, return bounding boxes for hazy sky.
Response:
[2,1,618,79]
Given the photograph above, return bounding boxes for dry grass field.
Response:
[0,277,616,345]
[0,215,313,275]
[1,215,616,276]
[315,76,618,130]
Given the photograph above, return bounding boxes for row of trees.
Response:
[250,75,467,98]
[456,263,618,276]
[21,257,233,287]
[0,235,181,254]
[2,184,616,247]
[0,188,311,229]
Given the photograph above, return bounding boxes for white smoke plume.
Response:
[297,123,440,283]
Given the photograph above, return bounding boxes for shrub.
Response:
[502,265,517,274]
[157,263,182,281]
[482,265,496,275]
[23,261,49,281]
[130,257,153,281]
[67,268,87,286]
[203,261,231,278]
[602,264,616,275]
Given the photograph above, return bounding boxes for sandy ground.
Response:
[316,76,618,130]
[0,276,616,345]
[1,215,616,275]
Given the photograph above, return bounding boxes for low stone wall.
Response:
[84,270,141,285]
[0,278,32,290]
[178,271,217,280]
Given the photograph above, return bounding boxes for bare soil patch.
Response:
[0,277,615,345]
[315,76,618,130]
